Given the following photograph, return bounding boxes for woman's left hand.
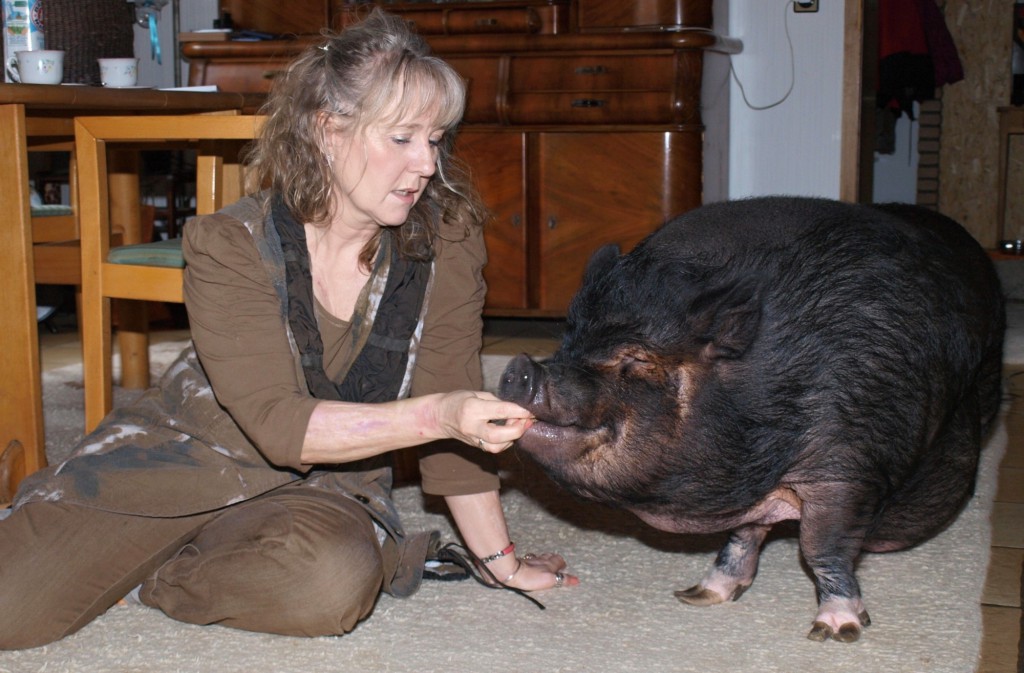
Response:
[501,552,579,591]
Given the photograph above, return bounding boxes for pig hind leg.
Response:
[797,483,876,643]
[864,396,982,553]
[675,524,771,606]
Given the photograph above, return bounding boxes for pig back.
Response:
[630,196,1003,477]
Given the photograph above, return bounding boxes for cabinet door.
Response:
[535,131,702,312]
[454,130,529,311]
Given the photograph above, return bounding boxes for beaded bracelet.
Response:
[479,541,515,565]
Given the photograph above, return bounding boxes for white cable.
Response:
[729,0,797,111]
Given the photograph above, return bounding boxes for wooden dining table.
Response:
[0,82,262,502]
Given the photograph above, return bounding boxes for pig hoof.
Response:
[806,620,865,643]
[674,585,726,606]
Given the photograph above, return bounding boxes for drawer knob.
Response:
[575,66,608,76]
[571,98,607,109]
[475,17,498,26]
[547,216,557,230]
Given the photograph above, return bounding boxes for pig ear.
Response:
[690,276,763,360]
[582,244,621,286]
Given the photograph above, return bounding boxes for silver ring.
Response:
[554,572,564,587]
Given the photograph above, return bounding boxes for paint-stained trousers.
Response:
[0,486,385,649]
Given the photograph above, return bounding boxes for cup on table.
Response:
[6,50,64,85]
[98,57,139,88]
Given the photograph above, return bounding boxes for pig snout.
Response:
[498,354,610,466]
[498,353,543,408]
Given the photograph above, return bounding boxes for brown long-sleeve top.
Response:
[15,195,493,595]
[183,198,500,496]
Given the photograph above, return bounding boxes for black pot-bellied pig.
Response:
[498,196,1005,643]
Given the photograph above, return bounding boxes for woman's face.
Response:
[327,110,443,230]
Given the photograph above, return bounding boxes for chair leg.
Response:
[109,155,152,390]
[82,294,114,433]
[117,300,150,390]
[73,290,150,391]
[0,440,25,506]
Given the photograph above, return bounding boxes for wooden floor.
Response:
[32,320,1024,670]
[983,365,1024,673]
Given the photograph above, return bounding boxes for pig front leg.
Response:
[798,491,874,643]
[675,524,770,605]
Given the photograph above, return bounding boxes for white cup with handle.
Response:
[6,50,64,84]
[98,57,139,87]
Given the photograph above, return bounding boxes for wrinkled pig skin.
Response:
[498,196,1005,643]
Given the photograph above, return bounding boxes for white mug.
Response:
[98,57,139,87]
[6,50,64,85]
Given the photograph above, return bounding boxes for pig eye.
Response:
[617,354,650,375]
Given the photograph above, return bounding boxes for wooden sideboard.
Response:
[183,0,739,316]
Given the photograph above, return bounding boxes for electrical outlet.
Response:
[793,0,819,12]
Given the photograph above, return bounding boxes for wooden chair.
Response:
[75,114,263,431]
[32,144,82,291]
[30,142,131,365]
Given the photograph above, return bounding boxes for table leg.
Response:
[0,104,47,501]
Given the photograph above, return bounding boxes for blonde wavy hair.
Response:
[246,9,487,267]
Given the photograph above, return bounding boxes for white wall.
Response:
[702,0,733,204]
[872,107,919,204]
[711,0,847,200]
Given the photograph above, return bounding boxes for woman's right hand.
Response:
[300,391,534,465]
[435,391,534,453]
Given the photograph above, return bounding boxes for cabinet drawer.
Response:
[575,0,713,31]
[509,55,674,92]
[339,1,570,35]
[220,0,329,35]
[404,8,544,35]
[445,57,502,123]
[188,59,294,94]
[506,91,675,125]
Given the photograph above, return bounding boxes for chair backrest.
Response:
[29,140,78,244]
[30,139,81,287]
[75,114,264,429]
[75,114,264,300]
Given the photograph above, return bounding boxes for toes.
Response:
[674,585,726,606]
[807,621,833,642]
[834,623,862,643]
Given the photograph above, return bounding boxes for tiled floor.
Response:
[34,319,1023,670]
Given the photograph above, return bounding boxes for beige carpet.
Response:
[2,315,1017,672]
